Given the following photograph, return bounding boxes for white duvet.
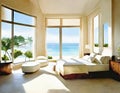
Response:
[56,58,109,75]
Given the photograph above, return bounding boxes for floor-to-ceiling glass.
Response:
[62,27,80,58]
[1,6,35,63]
[46,28,60,59]
[94,15,99,53]
[1,22,12,62]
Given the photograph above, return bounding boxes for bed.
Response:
[56,59,88,75]
[56,54,111,79]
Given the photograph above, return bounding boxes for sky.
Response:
[104,23,109,44]
[46,27,80,43]
[1,22,35,38]
[1,7,35,38]
[47,24,109,44]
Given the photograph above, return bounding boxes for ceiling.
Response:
[38,0,100,15]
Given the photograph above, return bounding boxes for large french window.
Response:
[1,6,36,63]
[103,23,109,47]
[62,27,80,58]
[46,28,60,58]
[46,18,80,59]
[93,15,99,53]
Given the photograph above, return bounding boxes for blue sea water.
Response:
[47,43,79,57]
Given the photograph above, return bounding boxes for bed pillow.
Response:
[90,52,101,57]
[92,58,100,64]
[90,52,96,57]
[87,52,98,63]
[82,55,93,63]
[82,55,90,60]
[100,56,111,64]
[92,55,102,64]
[87,57,94,63]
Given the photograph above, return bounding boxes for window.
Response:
[103,23,109,47]
[62,19,80,26]
[1,6,12,21]
[62,27,80,58]
[1,6,36,63]
[1,22,12,62]
[14,25,35,62]
[46,18,80,59]
[46,28,60,59]
[47,19,60,26]
[14,11,35,25]
[93,15,99,53]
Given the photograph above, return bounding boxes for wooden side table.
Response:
[0,62,12,75]
[109,60,120,80]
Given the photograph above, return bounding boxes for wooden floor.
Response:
[0,62,120,93]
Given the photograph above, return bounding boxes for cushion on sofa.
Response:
[37,56,47,60]
[36,60,48,67]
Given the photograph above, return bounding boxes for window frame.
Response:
[0,5,36,63]
[46,18,80,59]
[93,14,100,53]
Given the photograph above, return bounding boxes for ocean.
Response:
[47,43,79,58]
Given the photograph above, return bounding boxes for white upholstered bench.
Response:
[35,60,48,67]
[22,62,40,73]
[36,56,48,67]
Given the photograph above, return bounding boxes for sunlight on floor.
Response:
[22,62,70,93]
[23,74,69,93]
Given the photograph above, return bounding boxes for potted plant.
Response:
[24,50,32,61]
[48,56,53,59]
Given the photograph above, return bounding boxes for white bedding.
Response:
[87,64,109,72]
[56,57,109,76]
[56,59,88,75]
[72,58,109,72]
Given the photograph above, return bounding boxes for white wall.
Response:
[100,0,112,56]
[87,0,112,56]
[112,0,120,55]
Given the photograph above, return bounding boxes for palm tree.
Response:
[1,38,12,61]
[1,36,25,62]
[1,35,34,62]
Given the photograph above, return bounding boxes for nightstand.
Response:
[110,60,120,80]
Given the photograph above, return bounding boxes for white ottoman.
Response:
[22,62,40,73]
[36,60,48,67]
